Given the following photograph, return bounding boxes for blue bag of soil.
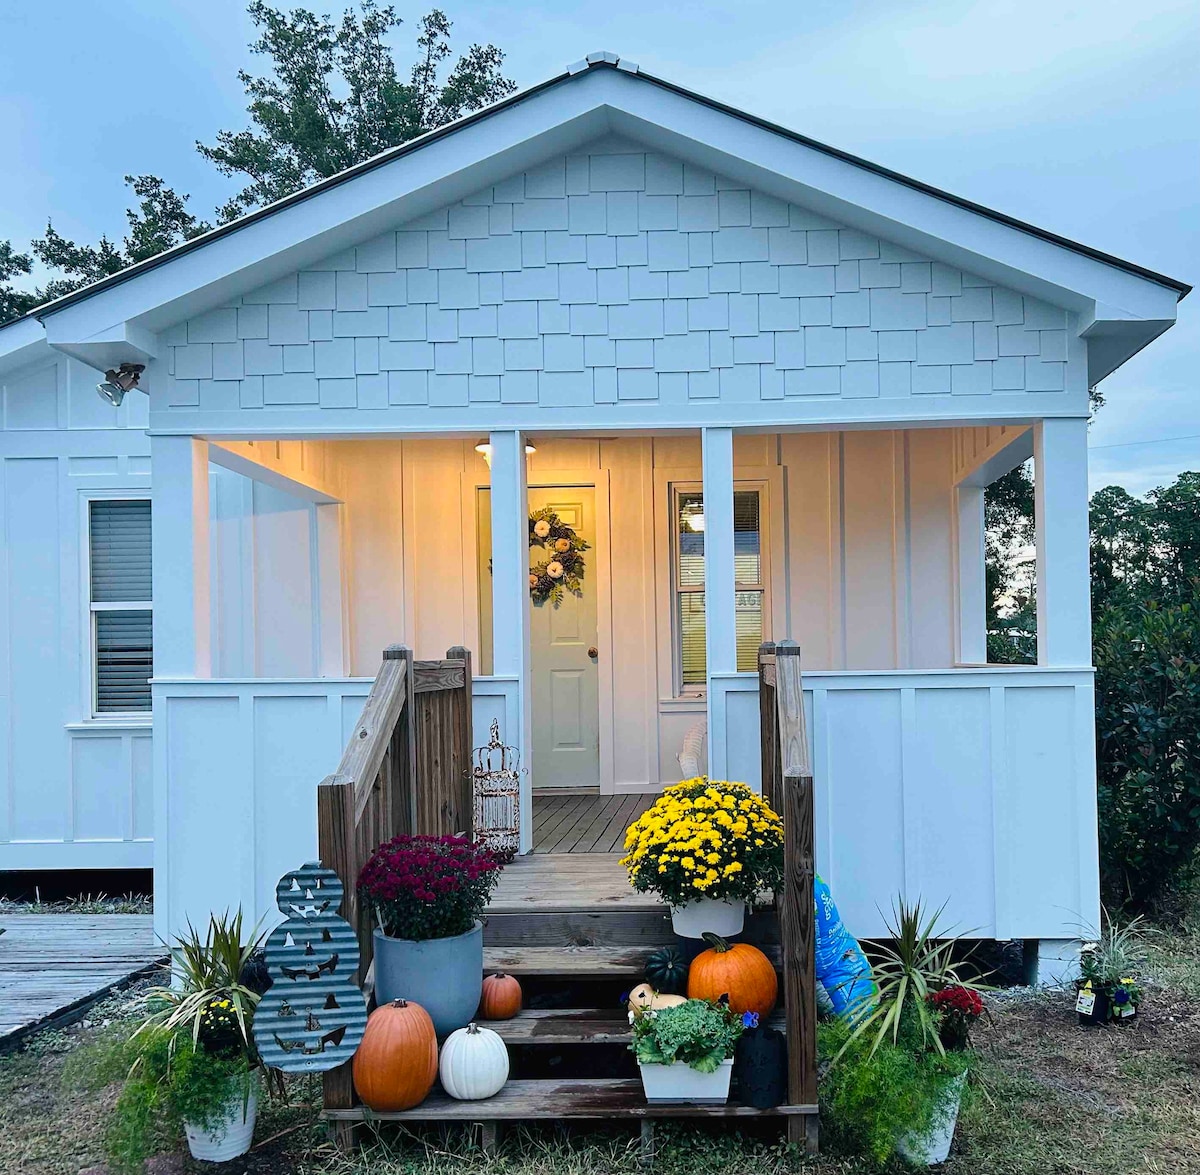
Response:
[814,874,876,1020]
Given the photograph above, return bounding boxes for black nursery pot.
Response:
[734,1025,787,1108]
[1075,982,1110,1026]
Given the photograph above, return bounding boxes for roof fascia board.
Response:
[602,74,1180,322]
[39,75,616,343]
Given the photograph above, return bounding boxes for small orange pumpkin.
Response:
[686,933,778,1017]
[478,972,522,1020]
[352,998,437,1111]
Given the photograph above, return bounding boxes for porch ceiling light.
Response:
[96,363,146,407]
[474,438,536,468]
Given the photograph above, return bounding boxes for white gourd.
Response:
[438,1022,509,1101]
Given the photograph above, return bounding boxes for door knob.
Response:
[587,646,598,660]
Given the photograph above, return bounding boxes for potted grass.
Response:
[359,834,504,1035]
[828,897,987,1167]
[103,910,266,1167]
[1076,912,1148,1025]
[620,778,784,938]
[630,997,747,1103]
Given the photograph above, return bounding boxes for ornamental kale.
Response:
[358,834,504,942]
[630,998,744,1073]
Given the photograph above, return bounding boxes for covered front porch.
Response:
[151,416,1097,945]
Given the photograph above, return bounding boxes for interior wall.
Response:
[271,428,959,788]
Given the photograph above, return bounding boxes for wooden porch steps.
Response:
[325,1078,817,1121]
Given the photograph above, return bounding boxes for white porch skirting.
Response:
[153,667,1098,945]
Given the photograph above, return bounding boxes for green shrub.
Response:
[1094,601,1200,912]
[818,1018,968,1167]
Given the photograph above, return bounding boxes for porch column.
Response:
[955,485,987,664]
[489,429,533,851]
[702,427,737,774]
[151,435,211,677]
[1034,418,1092,667]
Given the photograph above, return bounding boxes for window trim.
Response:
[85,494,153,719]
[669,480,771,698]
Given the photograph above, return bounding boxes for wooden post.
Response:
[954,486,987,665]
[448,646,473,836]
[1034,418,1092,667]
[774,641,818,1152]
[489,429,533,851]
[758,642,779,813]
[317,771,358,1151]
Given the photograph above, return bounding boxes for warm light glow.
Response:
[689,510,705,532]
[474,439,536,469]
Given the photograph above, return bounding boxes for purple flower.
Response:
[742,1011,759,1028]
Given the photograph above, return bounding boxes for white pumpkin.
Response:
[438,1022,509,1101]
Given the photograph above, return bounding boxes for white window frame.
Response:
[669,480,771,697]
[85,494,153,719]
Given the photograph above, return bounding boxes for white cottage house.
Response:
[0,54,1187,976]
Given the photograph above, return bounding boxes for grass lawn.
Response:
[3,924,1198,1175]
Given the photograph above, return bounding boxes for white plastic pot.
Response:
[670,898,745,939]
[639,1058,734,1104]
[184,1083,257,1163]
[896,1072,966,1166]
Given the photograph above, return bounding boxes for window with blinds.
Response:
[89,499,152,714]
[673,487,764,691]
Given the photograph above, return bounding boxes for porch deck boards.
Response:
[533,790,659,854]
[487,849,659,913]
[0,914,165,1049]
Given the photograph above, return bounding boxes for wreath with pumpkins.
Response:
[528,507,590,606]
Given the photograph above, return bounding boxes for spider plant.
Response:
[1078,908,1152,987]
[138,908,266,1054]
[839,897,988,1060]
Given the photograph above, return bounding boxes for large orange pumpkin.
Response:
[352,998,437,1111]
[686,933,778,1016]
[478,972,522,1020]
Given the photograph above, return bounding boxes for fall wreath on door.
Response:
[528,507,590,606]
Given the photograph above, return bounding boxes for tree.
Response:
[0,3,515,322]
[198,2,516,220]
[0,241,39,323]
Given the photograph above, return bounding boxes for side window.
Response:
[89,499,153,714]
[672,487,764,693]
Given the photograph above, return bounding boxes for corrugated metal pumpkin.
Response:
[686,933,778,1016]
[352,999,437,1111]
[439,1022,509,1101]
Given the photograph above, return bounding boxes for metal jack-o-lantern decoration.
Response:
[472,719,523,857]
[252,862,368,1072]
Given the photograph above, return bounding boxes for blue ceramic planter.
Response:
[373,922,483,1036]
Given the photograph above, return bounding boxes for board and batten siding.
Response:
[150,136,1084,434]
[205,429,963,789]
[0,352,153,870]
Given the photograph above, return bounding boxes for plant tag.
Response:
[1075,989,1096,1016]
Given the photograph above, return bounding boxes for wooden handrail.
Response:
[760,640,818,1153]
[317,643,475,1149]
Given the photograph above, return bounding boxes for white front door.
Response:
[529,487,600,791]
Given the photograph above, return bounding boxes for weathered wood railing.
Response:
[316,643,473,1142]
[759,640,819,1152]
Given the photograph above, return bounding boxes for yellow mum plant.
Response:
[620,778,785,907]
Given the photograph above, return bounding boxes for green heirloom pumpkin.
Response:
[644,945,689,994]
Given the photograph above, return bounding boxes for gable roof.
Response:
[2,52,1187,382]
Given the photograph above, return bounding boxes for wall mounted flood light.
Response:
[96,363,146,407]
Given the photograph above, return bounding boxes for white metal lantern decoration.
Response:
[472,719,523,856]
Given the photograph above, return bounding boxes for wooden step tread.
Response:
[483,945,654,976]
[482,944,782,977]
[324,1078,816,1121]
[486,1007,786,1045]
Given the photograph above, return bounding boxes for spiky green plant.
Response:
[137,908,265,1054]
[839,897,989,1059]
